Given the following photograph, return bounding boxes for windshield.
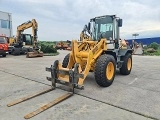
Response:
[24,34,32,45]
[0,37,7,44]
[92,16,113,40]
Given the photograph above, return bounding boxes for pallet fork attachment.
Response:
[7,60,83,119]
[7,88,54,107]
[8,89,72,119]
[24,93,72,119]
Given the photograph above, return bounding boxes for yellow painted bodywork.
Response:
[127,58,132,70]
[8,37,15,45]
[106,62,114,80]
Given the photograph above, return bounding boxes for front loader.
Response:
[47,15,133,89]
[7,15,132,119]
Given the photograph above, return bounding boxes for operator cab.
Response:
[13,34,32,48]
[87,15,122,49]
[21,34,32,45]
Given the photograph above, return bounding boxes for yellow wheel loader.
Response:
[7,15,132,119]
[46,15,133,89]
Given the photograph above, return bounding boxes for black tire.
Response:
[62,54,70,68]
[11,49,15,55]
[2,54,6,57]
[120,53,132,75]
[95,54,116,87]
[11,48,20,55]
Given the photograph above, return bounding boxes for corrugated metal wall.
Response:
[127,37,160,45]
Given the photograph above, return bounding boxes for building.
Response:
[0,11,12,37]
[127,37,160,46]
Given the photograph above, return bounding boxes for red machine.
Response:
[0,35,8,57]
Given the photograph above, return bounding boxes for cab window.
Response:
[0,37,7,44]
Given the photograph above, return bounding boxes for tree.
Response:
[148,42,159,50]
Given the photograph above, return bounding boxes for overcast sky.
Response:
[1,0,160,41]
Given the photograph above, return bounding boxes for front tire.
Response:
[95,54,116,87]
[62,54,70,68]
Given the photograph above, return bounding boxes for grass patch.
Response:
[143,49,160,56]
[142,42,160,56]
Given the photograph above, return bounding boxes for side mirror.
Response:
[118,19,122,27]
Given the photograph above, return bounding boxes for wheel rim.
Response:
[127,58,131,70]
[106,62,114,80]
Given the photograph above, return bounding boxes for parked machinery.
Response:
[9,19,43,58]
[55,40,71,50]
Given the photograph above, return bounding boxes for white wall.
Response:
[0,11,12,37]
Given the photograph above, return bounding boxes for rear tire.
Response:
[120,53,132,75]
[62,54,70,68]
[95,54,116,87]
